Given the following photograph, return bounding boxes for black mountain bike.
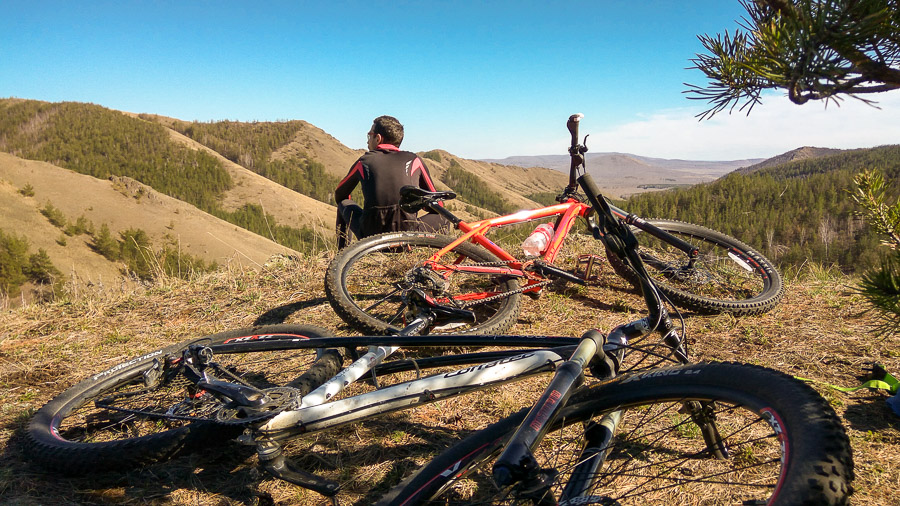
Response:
[27,158,850,504]
[325,114,783,336]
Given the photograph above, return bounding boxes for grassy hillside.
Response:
[0,256,896,504]
[0,153,296,304]
[0,99,231,211]
[0,100,572,258]
[170,119,341,205]
[624,145,900,273]
[0,99,328,256]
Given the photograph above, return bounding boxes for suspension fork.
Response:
[491,330,607,497]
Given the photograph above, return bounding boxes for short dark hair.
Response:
[372,115,404,146]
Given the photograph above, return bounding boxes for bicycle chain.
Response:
[437,259,552,308]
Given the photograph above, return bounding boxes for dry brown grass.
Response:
[1,253,898,505]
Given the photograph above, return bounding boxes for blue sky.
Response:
[3,1,898,161]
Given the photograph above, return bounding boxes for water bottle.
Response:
[522,223,554,257]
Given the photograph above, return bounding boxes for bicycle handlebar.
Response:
[567,113,583,147]
[566,113,587,192]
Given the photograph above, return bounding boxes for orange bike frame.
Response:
[424,199,594,297]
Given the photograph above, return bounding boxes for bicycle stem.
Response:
[566,113,587,193]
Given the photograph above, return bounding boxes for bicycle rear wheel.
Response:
[325,232,522,335]
[27,325,340,473]
[608,219,783,315]
[379,362,852,505]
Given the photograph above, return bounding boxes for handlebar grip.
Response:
[567,113,583,148]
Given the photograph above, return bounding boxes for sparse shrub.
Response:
[422,150,442,163]
[119,228,153,280]
[851,169,900,334]
[0,229,63,297]
[0,229,30,295]
[157,243,218,279]
[92,224,119,261]
[65,215,92,236]
[27,248,62,284]
[40,202,67,229]
[19,184,35,197]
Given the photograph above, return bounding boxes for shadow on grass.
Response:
[3,413,478,505]
[253,297,330,326]
[842,394,900,433]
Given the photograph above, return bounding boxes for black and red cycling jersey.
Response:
[335,144,442,238]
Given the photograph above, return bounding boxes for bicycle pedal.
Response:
[575,254,604,284]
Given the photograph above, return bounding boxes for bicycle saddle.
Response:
[399,185,457,212]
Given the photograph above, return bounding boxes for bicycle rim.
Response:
[611,220,783,315]
[326,233,521,335]
[27,325,337,472]
[392,363,851,505]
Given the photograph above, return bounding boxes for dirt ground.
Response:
[1,254,898,504]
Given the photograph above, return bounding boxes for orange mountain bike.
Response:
[325,114,783,335]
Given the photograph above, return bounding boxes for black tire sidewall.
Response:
[609,219,783,315]
[383,362,851,506]
[325,232,522,335]
[26,324,331,473]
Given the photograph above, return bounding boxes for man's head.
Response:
[368,115,404,150]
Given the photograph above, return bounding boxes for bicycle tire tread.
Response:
[379,362,852,505]
[325,232,522,335]
[608,219,783,315]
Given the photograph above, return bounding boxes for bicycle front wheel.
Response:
[325,232,522,335]
[27,324,340,473]
[380,362,852,505]
[608,219,783,315]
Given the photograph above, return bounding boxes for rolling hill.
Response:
[0,99,571,296]
[4,97,890,302]
[624,144,900,272]
[0,152,291,285]
[482,152,765,198]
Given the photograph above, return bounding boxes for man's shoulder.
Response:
[360,148,418,161]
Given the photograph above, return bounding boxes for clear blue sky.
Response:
[3,1,898,160]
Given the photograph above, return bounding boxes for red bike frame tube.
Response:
[423,199,594,295]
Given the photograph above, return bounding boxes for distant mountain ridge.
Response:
[623,143,900,273]
[482,153,765,198]
[734,146,844,174]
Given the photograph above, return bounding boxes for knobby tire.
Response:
[608,219,783,315]
[27,324,339,473]
[325,232,523,335]
[378,362,852,505]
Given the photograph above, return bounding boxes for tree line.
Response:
[443,159,517,216]
[173,119,340,204]
[0,100,232,211]
[624,145,900,273]
[0,100,325,254]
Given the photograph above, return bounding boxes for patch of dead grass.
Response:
[0,255,897,505]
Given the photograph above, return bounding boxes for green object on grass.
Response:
[795,363,899,395]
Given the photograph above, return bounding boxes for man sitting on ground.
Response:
[335,115,447,247]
